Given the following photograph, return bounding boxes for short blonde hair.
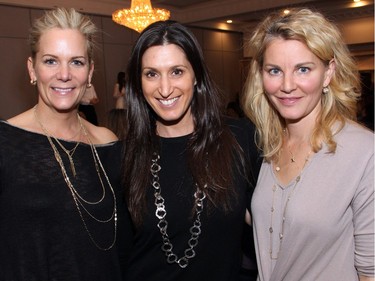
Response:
[29,7,97,64]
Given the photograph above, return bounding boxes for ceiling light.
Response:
[351,0,366,7]
[112,0,171,33]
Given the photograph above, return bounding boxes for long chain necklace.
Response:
[269,151,311,260]
[151,153,206,268]
[33,106,81,177]
[34,106,117,251]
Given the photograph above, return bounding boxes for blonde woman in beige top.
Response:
[242,8,374,281]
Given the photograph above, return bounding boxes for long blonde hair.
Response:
[242,8,360,161]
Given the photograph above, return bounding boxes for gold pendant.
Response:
[68,155,77,177]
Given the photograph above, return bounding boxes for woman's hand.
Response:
[359,276,374,281]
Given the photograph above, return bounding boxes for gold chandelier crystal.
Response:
[112,0,171,33]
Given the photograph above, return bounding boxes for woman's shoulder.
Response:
[334,121,374,157]
[0,110,38,136]
[0,119,44,150]
[338,121,374,146]
[0,120,11,135]
[224,116,259,154]
[224,117,262,184]
[6,109,36,129]
[225,116,256,139]
[225,116,254,129]
[83,120,118,144]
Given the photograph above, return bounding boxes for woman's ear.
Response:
[89,61,95,80]
[27,57,36,82]
[323,59,336,87]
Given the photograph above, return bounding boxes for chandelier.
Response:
[112,0,171,33]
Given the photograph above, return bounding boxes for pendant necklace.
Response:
[34,107,81,177]
[276,129,298,171]
[269,150,312,260]
[275,145,306,172]
[34,106,117,251]
[151,153,206,268]
[288,146,296,163]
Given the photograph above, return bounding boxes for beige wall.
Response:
[0,4,243,124]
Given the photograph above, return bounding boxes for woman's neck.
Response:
[156,119,194,138]
[33,105,82,141]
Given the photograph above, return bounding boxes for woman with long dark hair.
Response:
[122,20,260,280]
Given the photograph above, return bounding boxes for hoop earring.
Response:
[322,86,329,95]
[30,79,37,85]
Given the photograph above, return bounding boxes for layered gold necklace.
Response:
[34,106,117,251]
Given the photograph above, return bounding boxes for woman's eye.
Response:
[298,67,310,73]
[72,60,85,66]
[145,71,157,78]
[269,68,281,75]
[44,58,56,65]
[172,68,183,76]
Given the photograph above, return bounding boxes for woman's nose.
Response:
[158,76,173,98]
[56,64,72,82]
[281,72,296,93]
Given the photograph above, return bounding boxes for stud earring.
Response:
[322,86,329,95]
[30,79,37,85]
[87,82,92,88]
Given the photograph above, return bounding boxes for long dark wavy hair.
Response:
[122,20,245,227]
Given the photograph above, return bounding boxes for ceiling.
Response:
[0,0,373,32]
